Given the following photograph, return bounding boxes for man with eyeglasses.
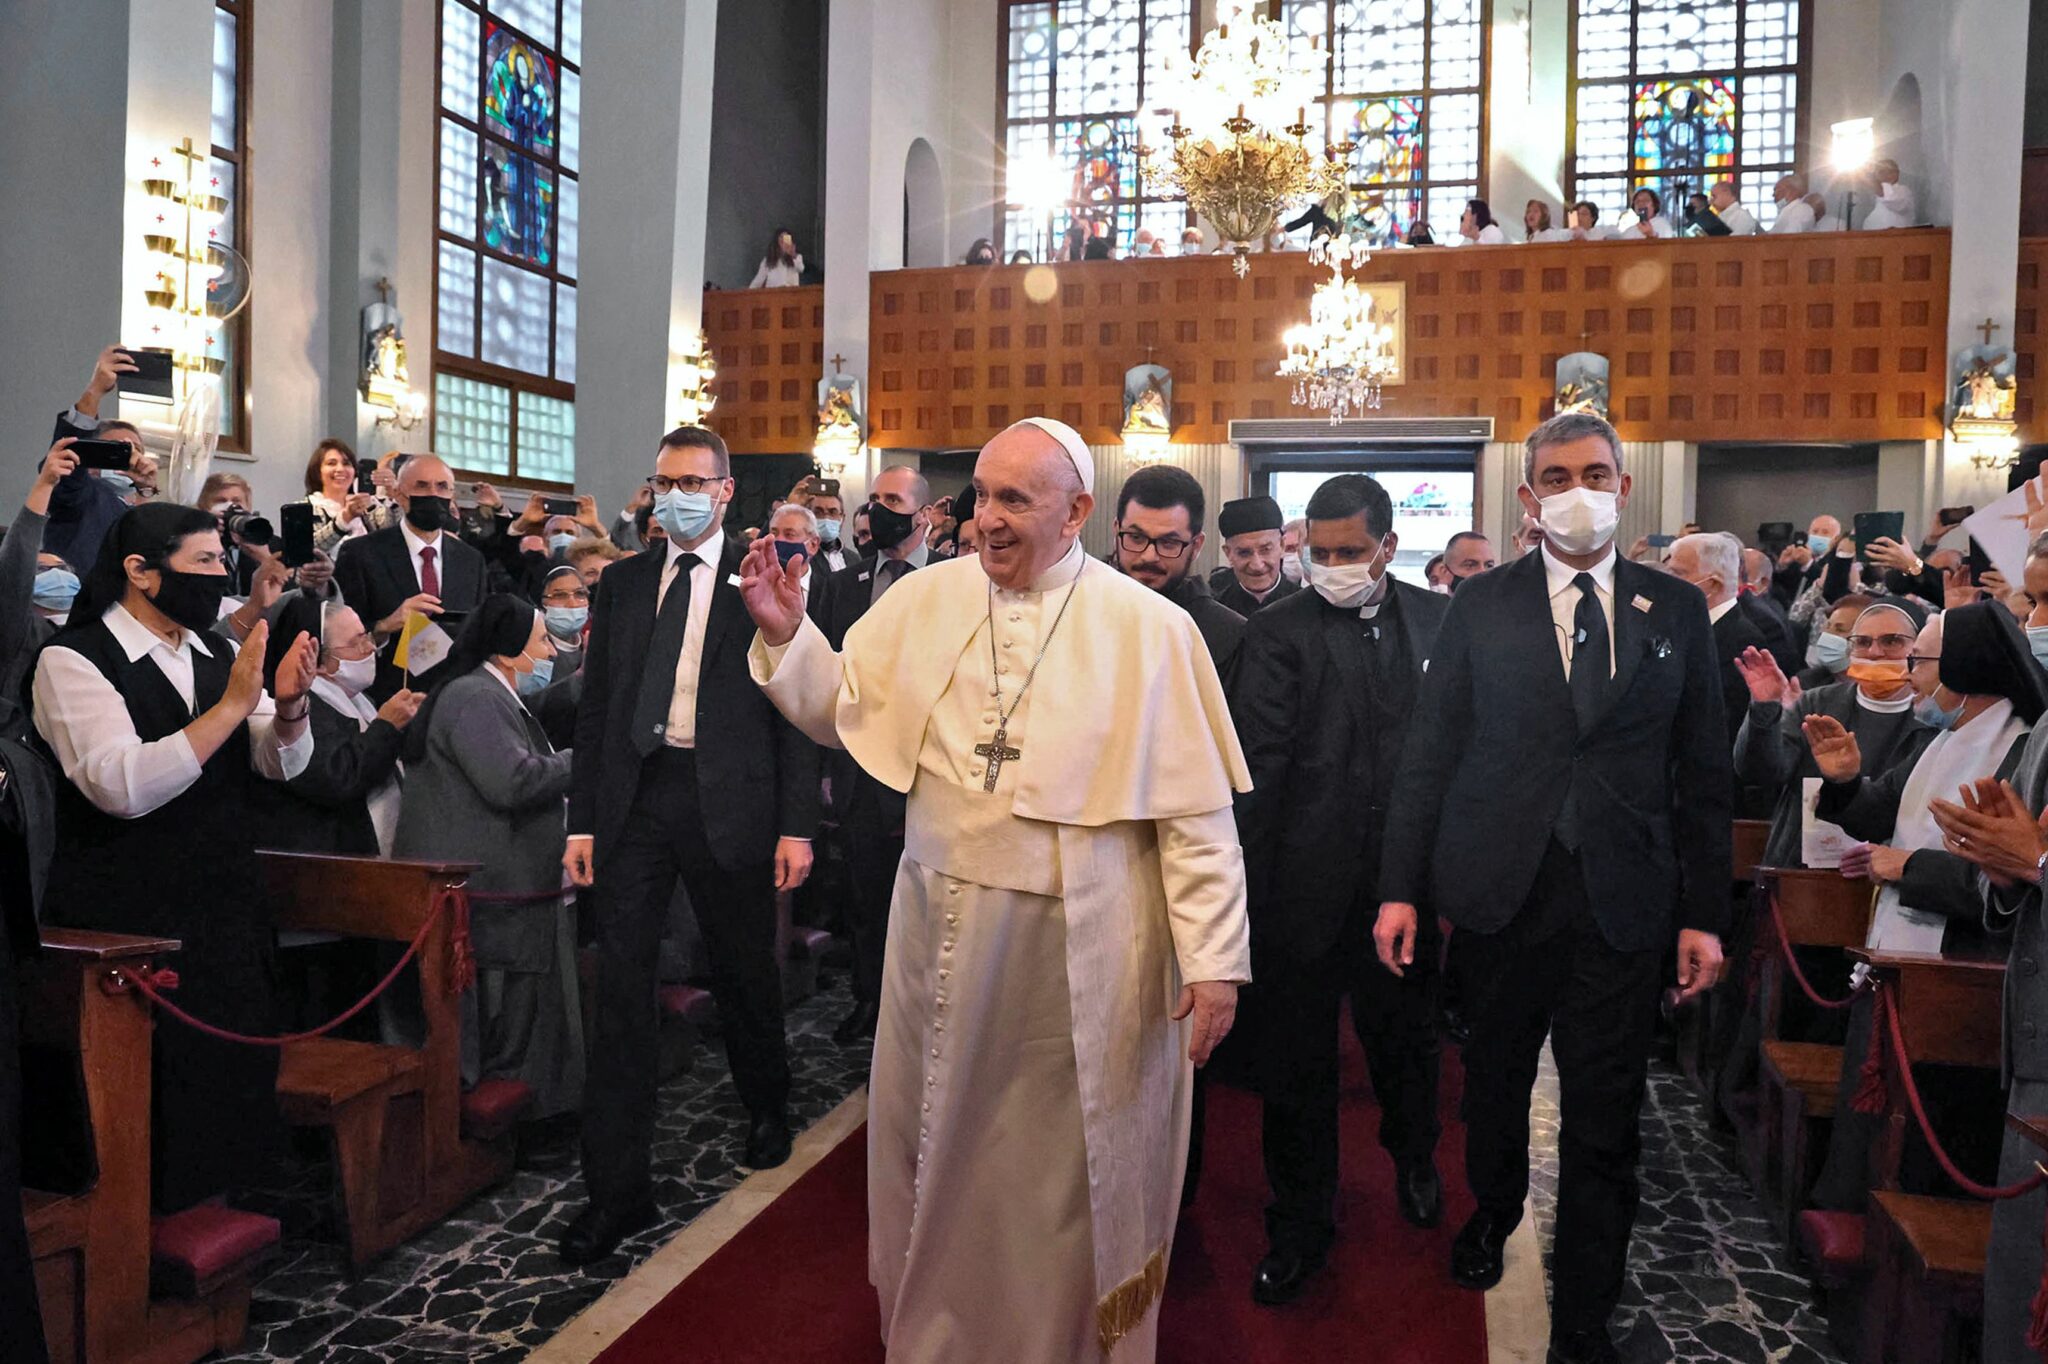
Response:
[1111,465,1245,686]
[810,466,934,1046]
[558,425,820,1265]
[1231,473,1450,1305]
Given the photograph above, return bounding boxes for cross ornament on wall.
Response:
[829,352,847,374]
[1978,317,2002,347]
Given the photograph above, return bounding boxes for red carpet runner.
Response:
[594,1047,1486,1362]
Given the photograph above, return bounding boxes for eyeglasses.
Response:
[1116,529,1193,559]
[542,589,590,606]
[647,474,727,495]
[1905,654,1941,669]
[1848,634,1916,651]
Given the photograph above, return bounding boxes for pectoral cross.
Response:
[974,724,1021,793]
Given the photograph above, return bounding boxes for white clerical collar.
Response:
[1540,540,1617,598]
[1357,572,1394,619]
[1006,538,1088,596]
[667,526,725,574]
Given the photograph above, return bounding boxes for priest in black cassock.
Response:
[1209,495,1301,618]
[1110,466,1245,686]
[1229,474,1448,1305]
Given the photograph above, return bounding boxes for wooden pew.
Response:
[1836,949,2006,1364]
[1731,819,1771,885]
[1745,868,1875,1242]
[20,930,262,1364]
[259,851,521,1270]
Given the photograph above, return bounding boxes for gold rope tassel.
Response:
[1095,1247,1168,1357]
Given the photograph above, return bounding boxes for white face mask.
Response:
[1280,554,1304,584]
[1534,487,1621,556]
[329,652,377,696]
[1304,545,1390,610]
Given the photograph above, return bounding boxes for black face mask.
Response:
[405,495,453,533]
[866,502,918,551]
[149,568,230,633]
[1447,572,1466,594]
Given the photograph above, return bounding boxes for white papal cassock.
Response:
[749,537,1251,1362]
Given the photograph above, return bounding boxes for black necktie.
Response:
[1569,572,1610,732]
[632,552,700,756]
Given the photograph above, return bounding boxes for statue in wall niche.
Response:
[360,279,412,410]
[1555,351,1610,421]
[1950,342,2017,423]
[1121,364,1174,439]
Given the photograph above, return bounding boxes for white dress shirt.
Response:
[1769,198,1817,234]
[34,603,313,819]
[1717,204,1760,236]
[658,527,724,748]
[749,256,805,287]
[1707,597,1738,625]
[400,519,446,592]
[1527,227,1577,243]
[1540,542,1618,681]
[1620,214,1677,239]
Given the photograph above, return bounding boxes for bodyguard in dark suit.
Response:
[1376,412,1731,1364]
[333,454,486,701]
[811,464,933,1044]
[559,427,820,1265]
[1232,474,1447,1305]
[1110,466,1245,687]
[1667,532,1770,749]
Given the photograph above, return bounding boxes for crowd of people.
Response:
[0,338,2039,1363]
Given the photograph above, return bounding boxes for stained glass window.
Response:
[436,0,579,484]
[998,1,1193,258]
[1276,0,1487,247]
[1569,0,1807,229]
[210,0,251,451]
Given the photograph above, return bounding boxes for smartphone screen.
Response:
[280,502,317,568]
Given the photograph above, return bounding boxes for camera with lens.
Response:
[222,508,274,547]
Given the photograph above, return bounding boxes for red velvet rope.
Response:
[1874,978,2045,1201]
[1765,885,1872,1012]
[103,885,476,1047]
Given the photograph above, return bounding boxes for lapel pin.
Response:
[1631,594,1653,613]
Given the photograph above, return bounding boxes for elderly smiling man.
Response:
[740,416,1251,1363]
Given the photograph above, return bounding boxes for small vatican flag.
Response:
[394,610,453,678]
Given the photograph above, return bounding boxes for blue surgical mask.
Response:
[31,567,79,612]
[544,605,588,640]
[548,532,577,555]
[1807,533,1832,556]
[1813,631,1852,673]
[654,488,718,542]
[516,653,554,696]
[772,539,810,569]
[2030,625,2048,668]
[100,471,136,497]
[1913,688,1965,731]
[816,518,842,544]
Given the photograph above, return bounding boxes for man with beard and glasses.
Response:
[1111,466,1245,686]
[334,454,485,700]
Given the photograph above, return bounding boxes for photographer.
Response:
[200,472,268,596]
[32,502,318,1212]
[45,345,161,565]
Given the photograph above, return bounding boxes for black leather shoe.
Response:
[743,1108,793,1169]
[1450,1211,1512,1290]
[832,1000,880,1046]
[1395,1158,1444,1228]
[1546,1326,1620,1364]
[1250,1248,1326,1306]
[557,1200,656,1266]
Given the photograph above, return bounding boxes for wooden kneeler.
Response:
[259,851,521,1270]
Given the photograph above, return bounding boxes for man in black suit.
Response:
[1441,529,1497,590]
[1233,474,1448,1305]
[1669,532,1768,747]
[1738,547,1802,674]
[333,454,486,700]
[1110,465,1245,686]
[1210,495,1302,618]
[559,426,820,1265]
[1375,412,1731,1364]
[811,464,932,1044]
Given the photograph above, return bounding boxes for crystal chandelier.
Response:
[1279,235,1396,422]
[1142,4,1347,277]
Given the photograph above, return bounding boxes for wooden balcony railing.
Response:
[702,286,825,454]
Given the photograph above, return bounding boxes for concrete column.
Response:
[578,0,720,521]
[1486,0,1568,217]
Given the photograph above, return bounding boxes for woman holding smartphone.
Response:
[304,438,379,555]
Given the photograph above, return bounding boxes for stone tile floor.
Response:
[1530,1047,1846,1364]
[215,987,1840,1363]
[215,978,874,1364]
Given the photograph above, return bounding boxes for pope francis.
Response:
[739,417,1251,1362]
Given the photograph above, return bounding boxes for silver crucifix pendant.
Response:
[973,724,1021,792]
